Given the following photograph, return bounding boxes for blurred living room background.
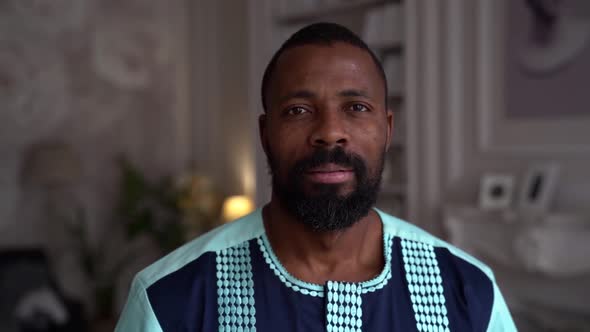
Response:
[0,0,589,331]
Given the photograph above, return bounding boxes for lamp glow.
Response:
[222,195,254,222]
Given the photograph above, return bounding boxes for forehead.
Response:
[269,43,384,102]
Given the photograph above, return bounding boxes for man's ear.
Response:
[384,109,394,151]
[259,113,269,155]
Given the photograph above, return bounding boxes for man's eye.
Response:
[287,107,308,116]
[350,104,369,112]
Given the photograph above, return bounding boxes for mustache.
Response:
[291,147,367,176]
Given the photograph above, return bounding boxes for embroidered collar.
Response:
[256,231,394,298]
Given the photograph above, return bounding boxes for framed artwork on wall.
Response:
[507,0,590,118]
[475,0,590,155]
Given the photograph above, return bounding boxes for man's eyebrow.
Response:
[279,90,316,103]
[278,89,371,103]
[338,89,370,98]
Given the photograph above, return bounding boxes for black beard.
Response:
[269,146,383,232]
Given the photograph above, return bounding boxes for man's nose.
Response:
[309,109,349,148]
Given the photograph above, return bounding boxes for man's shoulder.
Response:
[134,209,265,289]
[377,209,495,282]
[378,209,501,330]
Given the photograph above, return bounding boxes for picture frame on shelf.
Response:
[518,163,560,217]
[478,173,515,211]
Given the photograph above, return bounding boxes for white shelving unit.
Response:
[249,0,411,219]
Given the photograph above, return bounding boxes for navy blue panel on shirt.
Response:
[361,237,417,331]
[144,237,494,332]
[146,251,219,331]
[436,247,494,332]
[249,239,326,331]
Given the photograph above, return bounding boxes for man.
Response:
[116,23,517,331]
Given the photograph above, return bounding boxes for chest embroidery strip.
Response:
[401,239,450,332]
[216,242,257,332]
[214,237,450,332]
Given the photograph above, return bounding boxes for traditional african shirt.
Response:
[115,208,517,332]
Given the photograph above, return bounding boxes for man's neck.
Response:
[262,197,384,285]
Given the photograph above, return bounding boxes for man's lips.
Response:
[304,163,354,184]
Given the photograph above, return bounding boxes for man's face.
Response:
[260,42,393,231]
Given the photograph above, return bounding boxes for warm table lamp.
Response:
[221,195,254,223]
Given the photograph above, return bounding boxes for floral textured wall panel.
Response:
[0,0,189,313]
[0,0,180,142]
